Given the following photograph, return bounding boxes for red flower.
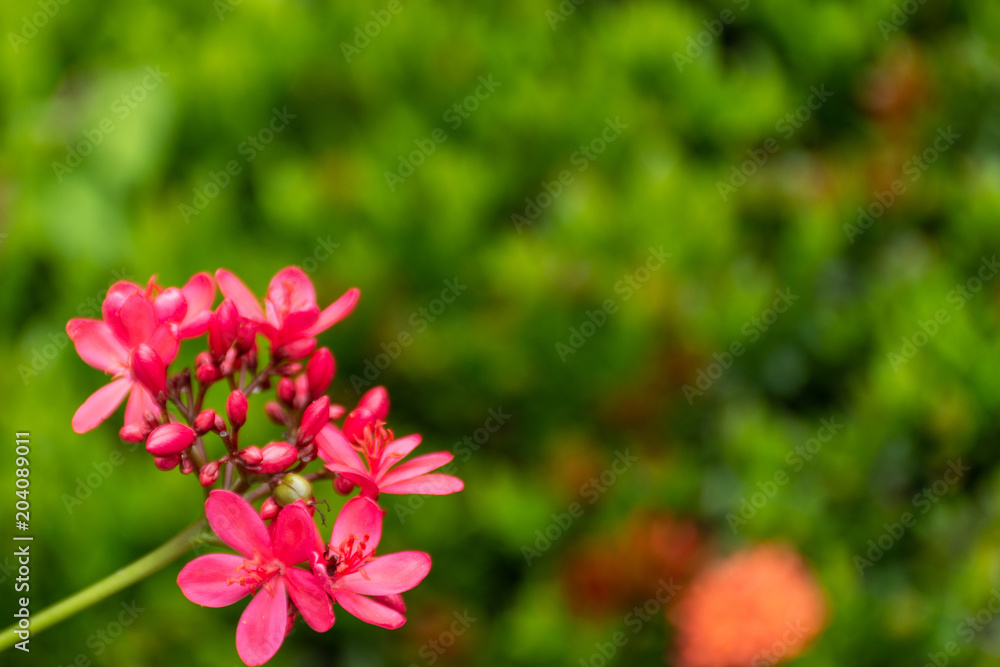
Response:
[670,544,827,667]
[315,388,463,499]
[312,496,430,629]
[177,491,333,666]
[215,266,359,357]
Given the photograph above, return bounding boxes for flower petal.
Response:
[379,452,454,486]
[285,568,334,632]
[315,424,363,469]
[338,551,431,596]
[124,383,161,428]
[382,433,422,463]
[334,590,407,629]
[216,269,265,321]
[303,288,360,336]
[66,319,129,373]
[71,377,132,433]
[177,553,251,607]
[148,324,180,364]
[236,579,287,666]
[101,281,141,325]
[273,503,324,566]
[112,293,157,348]
[331,496,383,554]
[205,490,272,559]
[324,463,380,499]
[379,474,465,496]
[179,272,216,337]
[267,266,317,312]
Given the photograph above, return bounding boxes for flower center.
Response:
[227,551,281,592]
[352,421,397,472]
[324,534,374,578]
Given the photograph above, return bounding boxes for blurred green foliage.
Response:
[2,0,1000,665]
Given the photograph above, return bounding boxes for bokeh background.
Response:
[2,0,1000,665]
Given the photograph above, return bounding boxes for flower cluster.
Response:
[67,267,464,665]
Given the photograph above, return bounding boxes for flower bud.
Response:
[277,377,295,404]
[329,404,346,420]
[306,348,335,396]
[131,344,167,398]
[359,386,390,421]
[154,454,181,471]
[194,409,218,434]
[154,287,187,323]
[219,347,238,376]
[214,414,227,432]
[227,390,248,429]
[342,407,375,444]
[199,461,221,487]
[274,473,313,506]
[276,338,316,362]
[258,442,299,474]
[299,397,330,443]
[146,423,197,456]
[259,497,279,520]
[195,353,218,384]
[144,411,159,429]
[263,401,285,426]
[120,423,149,443]
[334,474,356,495]
[278,362,303,376]
[209,299,240,359]
[293,374,309,410]
[180,455,196,475]
[239,446,263,466]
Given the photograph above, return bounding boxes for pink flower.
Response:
[105,273,216,339]
[215,267,359,357]
[316,389,463,499]
[177,491,333,666]
[312,496,430,629]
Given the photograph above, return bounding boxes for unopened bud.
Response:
[239,446,263,466]
[120,423,149,443]
[227,390,248,429]
[199,461,221,487]
[265,401,287,426]
[146,423,197,456]
[293,374,309,410]
[154,455,181,471]
[194,409,218,434]
[278,362,303,376]
[258,442,299,474]
[334,474,356,495]
[298,397,330,443]
[259,497,280,520]
[359,386,390,421]
[306,347,335,396]
[274,473,313,506]
[342,407,375,444]
[329,404,346,420]
[180,455,196,475]
[277,377,295,404]
[131,344,167,398]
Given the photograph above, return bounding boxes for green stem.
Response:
[0,519,208,652]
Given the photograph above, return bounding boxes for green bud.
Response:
[274,473,313,506]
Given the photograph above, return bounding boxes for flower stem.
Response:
[0,519,208,652]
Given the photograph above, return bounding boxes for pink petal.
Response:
[379,452,454,486]
[267,266,317,312]
[205,490,272,559]
[112,293,158,348]
[284,568,334,632]
[66,319,128,373]
[273,503,324,566]
[154,287,187,324]
[331,496,383,554]
[380,474,465,496]
[216,269,265,321]
[124,383,161,428]
[382,433,422,463]
[236,579,287,666]
[148,323,180,364]
[324,463,380,499]
[334,590,407,629]
[71,377,132,433]
[179,272,216,336]
[303,288,360,336]
[177,553,251,607]
[316,424,363,469]
[371,594,406,614]
[278,307,319,336]
[337,551,431,596]
[101,281,141,325]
